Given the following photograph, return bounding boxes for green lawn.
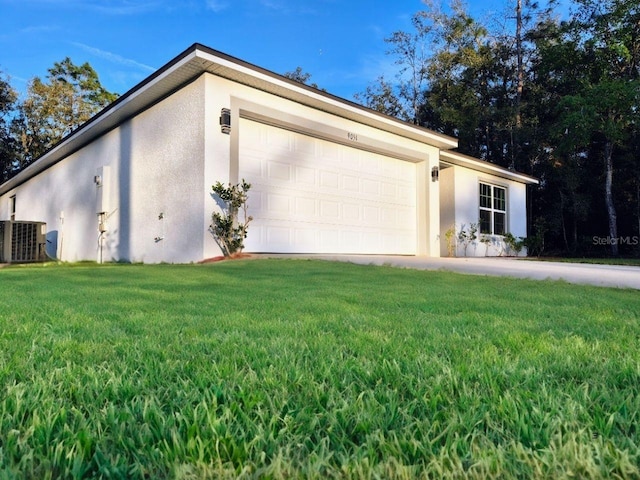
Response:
[525,257,640,267]
[1,259,639,479]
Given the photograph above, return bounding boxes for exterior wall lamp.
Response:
[431,166,440,182]
[220,108,231,134]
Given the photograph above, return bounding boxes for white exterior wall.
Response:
[0,134,121,262]
[0,77,206,263]
[123,77,205,263]
[440,164,529,257]
[439,166,456,257]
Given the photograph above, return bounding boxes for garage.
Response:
[239,118,417,254]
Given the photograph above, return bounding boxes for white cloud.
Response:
[206,0,228,12]
[257,0,318,15]
[70,42,156,72]
[4,0,164,15]
[259,0,283,10]
[91,1,163,15]
[19,25,61,34]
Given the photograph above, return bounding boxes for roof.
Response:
[0,43,459,195]
[440,150,539,185]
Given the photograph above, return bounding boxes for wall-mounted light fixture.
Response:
[94,175,102,186]
[220,108,231,134]
[431,166,440,182]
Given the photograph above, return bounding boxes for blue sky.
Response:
[0,0,566,102]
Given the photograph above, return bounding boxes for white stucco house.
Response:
[0,43,538,263]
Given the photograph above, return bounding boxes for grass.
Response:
[0,259,639,479]
[525,257,640,267]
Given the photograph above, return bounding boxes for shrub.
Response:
[503,232,526,256]
[457,223,478,257]
[445,225,456,257]
[210,180,253,256]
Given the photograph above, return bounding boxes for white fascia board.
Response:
[440,151,539,185]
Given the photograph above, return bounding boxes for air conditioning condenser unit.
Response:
[0,221,47,263]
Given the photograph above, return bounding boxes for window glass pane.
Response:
[480,183,492,208]
[479,210,491,234]
[493,187,506,212]
[494,212,506,235]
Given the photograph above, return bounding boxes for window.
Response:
[479,183,506,235]
[10,195,16,221]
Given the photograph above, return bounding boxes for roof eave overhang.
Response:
[440,150,539,185]
[191,46,458,150]
[1,43,458,196]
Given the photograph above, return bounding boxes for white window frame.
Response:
[479,182,507,235]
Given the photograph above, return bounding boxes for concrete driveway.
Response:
[265,255,640,290]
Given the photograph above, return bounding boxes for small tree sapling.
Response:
[210,179,253,257]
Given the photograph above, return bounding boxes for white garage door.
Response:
[239,119,417,254]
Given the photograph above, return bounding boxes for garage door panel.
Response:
[295,166,316,185]
[320,171,340,189]
[320,141,342,162]
[266,193,290,214]
[250,191,264,212]
[343,203,360,221]
[295,229,317,248]
[342,175,359,192]
[295,197,316,216]
[319,200,340,219]
[294,134,316,156]
[265,127,291,152]
[267,161,291,181]
[240,119,416,254]
[362,179,380,196]
[248,183,415,224]
[266,226,290,246]
[251,186,415,227]
[240,152,263,178]
[251,221,416,254]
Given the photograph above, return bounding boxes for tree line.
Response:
[0,58,117,183]
[356,0,640,257]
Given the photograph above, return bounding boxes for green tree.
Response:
[353,76,405,119]
[283,67,324,90]
[14,58,118,167]
[553,0,640,255]
[557,81,638,255]
[383,8,436,124]
[523,9,587,253]
[356,1,451,125]
[0,71,18,182]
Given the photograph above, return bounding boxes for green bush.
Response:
[503,232,526,256]
[210,180,252,256]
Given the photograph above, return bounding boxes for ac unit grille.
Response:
[0,221,47,263]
